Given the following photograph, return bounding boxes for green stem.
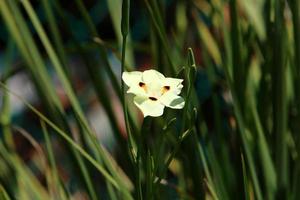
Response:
[221,4,263,200]
[154,128,191,186]
[273,0,288,197]
[41,121,68,200]
[0,40,14,150]
[229,0,244,108]
[194,130,219,200]
[140,117,153,200]
[41,0,71,79]
[120,1,139,199]
[74,0,122,99]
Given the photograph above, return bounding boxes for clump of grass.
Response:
[0,0,300,199]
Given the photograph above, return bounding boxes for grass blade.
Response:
[273,0,288,197]
[0,82,119,190]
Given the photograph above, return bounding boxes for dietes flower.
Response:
[122,69,185,117]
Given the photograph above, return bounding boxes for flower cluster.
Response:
[122,69,185,117]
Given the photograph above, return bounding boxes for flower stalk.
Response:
[121,1,142,199]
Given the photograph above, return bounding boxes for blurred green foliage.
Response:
[0,0,300,199]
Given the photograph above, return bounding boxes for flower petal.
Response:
[142,69,165,84]
[160,92,185,109]
[163,78,184,95]
[127,86,146,96]
[122,71,146,95]
[122,71,142,87]
[134,96,165,117]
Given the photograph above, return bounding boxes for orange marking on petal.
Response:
[161,86,170,94]
[139,82,147,92]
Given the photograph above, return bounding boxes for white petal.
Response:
[164,77,183,85]
[127,86,146,96]
[134,96,165,117]
[159,92,185,109]
[142,69,165,84]
[122,71,142,87]
[163,78,184,95]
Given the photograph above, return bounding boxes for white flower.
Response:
[122,69,185,117]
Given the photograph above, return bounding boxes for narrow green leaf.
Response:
[241,154,250,200]
[0,82,119,190]
[41,121,69,200]
[273,0,288,196]
[0,185,11,200]
[19,2,132,198]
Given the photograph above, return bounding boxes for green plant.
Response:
[0,0,299,199]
